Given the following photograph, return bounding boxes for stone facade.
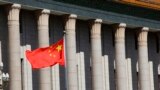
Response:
[0,1,159,90]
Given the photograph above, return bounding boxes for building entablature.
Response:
[0,0,160,31]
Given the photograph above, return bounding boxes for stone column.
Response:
[149,61,154,90]
[102,55,110,90]
[77,52,86,90]
[6,4,22,90]
[137,27,150,90]
[64,14,78,90]
[114,23,127,90]
[36,9,51,90]
[90,19,103,90]
[126,58,133,90]
[21,45,32,90]
[51,65,60,90]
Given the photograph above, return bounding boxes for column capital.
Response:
[41,9,50,14]
[113,23,126,28]
[94,19,103,23]
[6,3,21,11]
[35,9,50,15]
[35,9,50,16]
[6,4,21,21]
[64,14,77,32]
[89,19,102,25]
[64,14,77,20]
[68,14,77,19]
[137,27,149,46]
[117,23,126,28]
[141,27,149,31]
[36,9,50,26]
[90,19,102,39]
[10,3,21,9]
[119,23,126,28]
[114,23,126,41]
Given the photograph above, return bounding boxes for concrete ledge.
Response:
[1,0,160,30]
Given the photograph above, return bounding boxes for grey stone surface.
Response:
[137,28,150,90]
[64,14,78,90]
[114,23,127,90]
[6,4,22,90]
[90,19,103,90]
[36,9,51,90]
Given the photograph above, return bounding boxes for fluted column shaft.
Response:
[36,9,51,90]
[137,27,150,90]
[114,23,127,90]
[90,19,103,90]
[64,14,78,90]
[6,4,22,90]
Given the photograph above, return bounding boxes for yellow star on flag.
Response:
[56,45,62,52]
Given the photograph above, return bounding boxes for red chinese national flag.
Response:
[25,39,64,69]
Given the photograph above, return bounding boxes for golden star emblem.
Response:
[56,45,62,52]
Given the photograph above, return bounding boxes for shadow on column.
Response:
[125,29,138,90]
[49,15,66,90]
[102,24,116,90]
[20,10,39,90]
[76,20,91,90]
[148,32,159,90]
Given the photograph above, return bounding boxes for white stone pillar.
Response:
[6,4,22,90]
[114,23,127,90]
[149,61,154,90]
[21,46,27,90]
[36,9,51,90]
[64,14,78,90]
[102,55,110,90]
[77,52,86,90]
[77,53,81,90]
[90,19,103,90]
[126,58,133,90]
[137,27,150,90]
[21,45,33,90]
[26,45,33,90]
[51,65,60,90]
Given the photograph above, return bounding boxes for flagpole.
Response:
[63,31,68,90]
